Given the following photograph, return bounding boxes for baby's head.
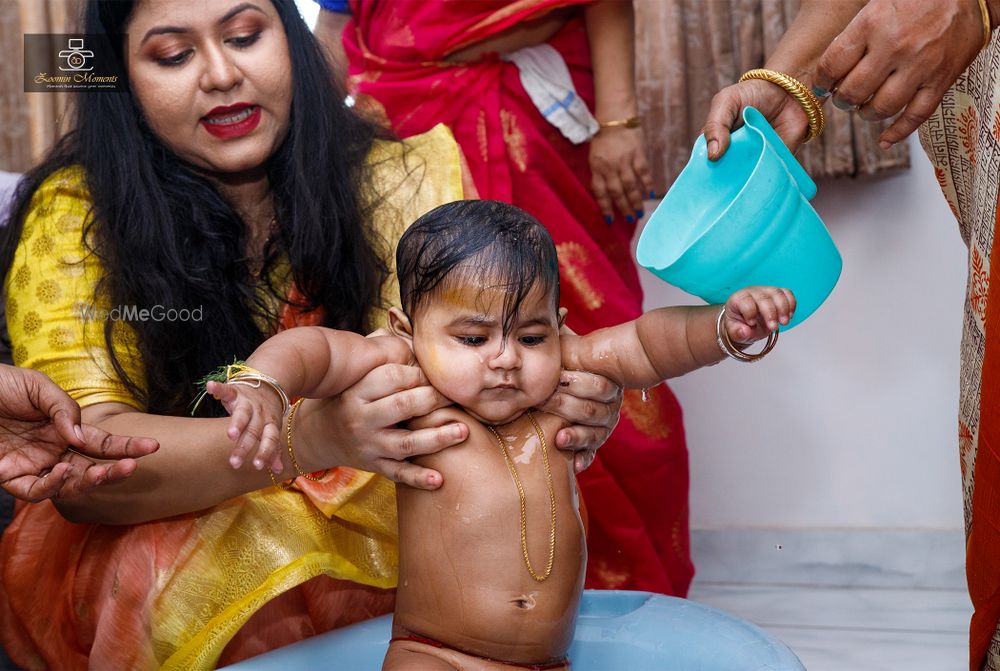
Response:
[390,200,562,425]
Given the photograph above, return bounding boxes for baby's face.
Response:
[410,283,562,426]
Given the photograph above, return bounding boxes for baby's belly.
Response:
[394,462,586,662]
[394,576,584,662]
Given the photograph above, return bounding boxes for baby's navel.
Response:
[510,593,537,610]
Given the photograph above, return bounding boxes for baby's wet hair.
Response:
[396,200,560,338]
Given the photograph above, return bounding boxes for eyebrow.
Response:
[140,3,265,45]
[447,314,554,329]
[448,315,497,329]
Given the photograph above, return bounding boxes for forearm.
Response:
[58,399,345,524]
[585,0,638,122]
[56,406,277,523]
[762,0,868,83]
[563,306,724,388]
[246,327,408,400]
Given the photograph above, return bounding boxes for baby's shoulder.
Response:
[407,407,504,473]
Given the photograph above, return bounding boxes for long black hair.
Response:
[0,0,391,415]
[397,200,561,339]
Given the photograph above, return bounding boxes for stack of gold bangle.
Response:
[739,68,826,143]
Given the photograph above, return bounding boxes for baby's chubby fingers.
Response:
[750,287,796,330]
[231,412,266,469]
[206,380,238,413]
[253,422,283,473]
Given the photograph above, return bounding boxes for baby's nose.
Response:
[488,342,521,369]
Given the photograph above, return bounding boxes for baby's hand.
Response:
[723,287,796,344]
[205,380,286,473]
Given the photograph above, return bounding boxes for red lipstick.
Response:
[200,103,261,139]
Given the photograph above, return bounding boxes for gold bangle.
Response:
[716,307,779,363]
[598,116,641,129]
[977,0,994,49]
[738,69,825,143]
[285,398,328,482]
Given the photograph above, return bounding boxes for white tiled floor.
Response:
[689,581,972,671]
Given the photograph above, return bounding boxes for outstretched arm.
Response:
[561,288,795,389]
[206,327,413,471]
[244,327,412,401]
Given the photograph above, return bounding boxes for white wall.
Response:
[638,136,968,530]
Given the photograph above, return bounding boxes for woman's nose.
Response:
[199,44,243,92]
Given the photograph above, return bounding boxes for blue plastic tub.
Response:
[636,106,841,329]
[222,590,805,670]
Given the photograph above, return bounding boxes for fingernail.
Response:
[636,209,644,219]
[708,140,719,158]
[230,455,243,469]
[833,97,854,111]
[253,458,264,470]
[626,214,634,223]
[879,140,892,150]
[604,215,613,225]
[73,425,85,442]
[648,191,656,199]
[452,424,465,439]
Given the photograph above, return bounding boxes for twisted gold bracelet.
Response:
[978,0,994,49]
[285,398,329,482]
[738,69,826,143]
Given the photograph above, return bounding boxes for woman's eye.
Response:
[458,335,487,346]
[228,32,262,48]
[157,50,192,67]
[519,335,546,346]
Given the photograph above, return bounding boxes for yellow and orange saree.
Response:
[0,125,464,670]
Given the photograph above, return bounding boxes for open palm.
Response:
[0,367,158,501]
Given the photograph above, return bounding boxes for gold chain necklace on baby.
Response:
[486,410,557,582]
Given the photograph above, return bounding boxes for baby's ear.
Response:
[388,307,414,341]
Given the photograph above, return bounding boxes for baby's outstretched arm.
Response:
[561,287,795,388]
[206,327,412,471]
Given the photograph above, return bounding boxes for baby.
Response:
[207,200,795,670]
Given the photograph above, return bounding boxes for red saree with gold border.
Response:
[344,0,693,595]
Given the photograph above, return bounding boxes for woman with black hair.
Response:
[0,1,620,667]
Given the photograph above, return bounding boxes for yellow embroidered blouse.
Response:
[2,124,464,669]
[6,124,463,408]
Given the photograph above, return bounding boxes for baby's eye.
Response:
[457,335,487,346]
[519,335,546,346]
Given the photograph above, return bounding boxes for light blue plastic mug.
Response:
[635,106,841,329]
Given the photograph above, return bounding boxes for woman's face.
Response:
[126,0,293,175]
